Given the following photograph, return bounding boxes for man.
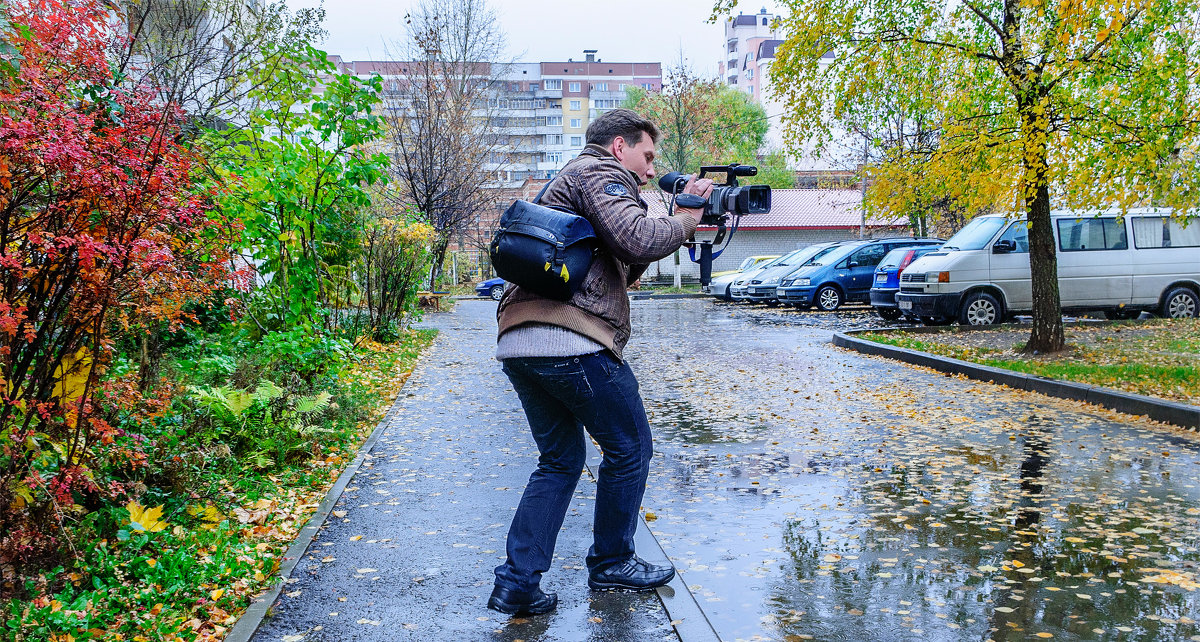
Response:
[487,108,713,616]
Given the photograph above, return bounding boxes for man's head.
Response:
[586,108,660,185]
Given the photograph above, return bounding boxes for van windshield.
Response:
[942,217,1009,251]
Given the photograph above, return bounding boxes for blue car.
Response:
[869,246,942,320]
[475,277,507,301]
[775,238,943,310]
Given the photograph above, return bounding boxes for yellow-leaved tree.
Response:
[714,0,1200,351]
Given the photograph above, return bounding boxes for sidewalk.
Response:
[244,303,680,642]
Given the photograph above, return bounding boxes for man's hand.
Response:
[675,175,714,225]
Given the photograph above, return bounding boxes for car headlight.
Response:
[928,271,950,283]
[795,278,810,286]
[763,276,780,286]
[781,279,793,286]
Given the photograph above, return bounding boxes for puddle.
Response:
[630,299,1200,641]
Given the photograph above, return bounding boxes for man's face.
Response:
[614,135,656,185]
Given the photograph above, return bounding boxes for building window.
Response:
[570,118,582,128]
[594,99,621,109]
[545,115,562,126]
[594,82,607,91]
[618,83,627,91]
[746,68,753,79]
[569,100,581,110]
[547,134,562,145]
[544,79,562,90]
[641,83,652,90]
[568,81,581,92]
[545,152,563,164]
[570,135,582,146]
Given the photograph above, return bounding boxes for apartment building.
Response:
[329,50,661,185]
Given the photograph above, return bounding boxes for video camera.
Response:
[657,163,772,225]
[657,163,773,287]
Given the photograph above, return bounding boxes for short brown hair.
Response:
[585,108,661,147]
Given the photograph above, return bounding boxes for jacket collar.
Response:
[581,143,642,185]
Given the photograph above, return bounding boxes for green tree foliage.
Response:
[203,43,389,338]
[721,0,1200,351]
[625,67,793,187]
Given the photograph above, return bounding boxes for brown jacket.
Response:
[496,144,697,358]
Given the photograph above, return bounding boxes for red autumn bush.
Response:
[0,0,237,568]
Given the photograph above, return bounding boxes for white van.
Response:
[895,210,1200,325]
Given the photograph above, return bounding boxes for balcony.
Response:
[534,88,563,98]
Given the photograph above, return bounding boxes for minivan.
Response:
[895,210,1200,325]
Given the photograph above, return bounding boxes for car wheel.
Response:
[959,292,1001,326]
[815,286,842,311]
[489,284,505,301]
[1161,287,1199,318]
[875,307,902,321]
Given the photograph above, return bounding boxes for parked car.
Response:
[775,238,944,310]
[895,210,1200,325]
[711,254,780,280]
[743,242,843,305]
[869,246,943,319]
[475,277,507,301]
[729,253,794,301]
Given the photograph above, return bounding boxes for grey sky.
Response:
[286,0,781,77]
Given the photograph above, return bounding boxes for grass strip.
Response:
[860,323,1200,406]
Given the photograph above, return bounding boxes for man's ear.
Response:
[610,136,626,161]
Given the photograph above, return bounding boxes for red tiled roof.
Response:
[644,189,905,230]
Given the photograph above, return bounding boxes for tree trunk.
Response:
[428,235,450,290]
[1022,111,1065,353]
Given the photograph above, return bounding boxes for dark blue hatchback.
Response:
[475,277,507,301]
[869,246,941,320]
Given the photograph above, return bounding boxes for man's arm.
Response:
[577,169,698,264]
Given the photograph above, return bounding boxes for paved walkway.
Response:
[251,299,1200,642]
[249,303,678,641]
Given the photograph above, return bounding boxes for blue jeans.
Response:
[495,351,653,592]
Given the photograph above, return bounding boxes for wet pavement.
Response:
[252,299,1200,642]
[249,303,676,641]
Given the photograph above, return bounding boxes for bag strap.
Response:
[532,177,555,204]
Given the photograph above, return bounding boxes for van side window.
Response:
[1057,218,1128,251]
[1131,216,1200,248]
[997,222,1029,253]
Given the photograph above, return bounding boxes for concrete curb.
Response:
[629,292,706,300]
[832,330,1200,431]
[223,384,414,642]
[583,451,722,642]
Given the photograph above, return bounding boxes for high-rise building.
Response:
[719,8,852,172]
[720,7,783,104]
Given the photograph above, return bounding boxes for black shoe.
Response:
[588,556,676,591]
[487,585,558,616]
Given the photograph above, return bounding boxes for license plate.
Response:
[898,300,912,310]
